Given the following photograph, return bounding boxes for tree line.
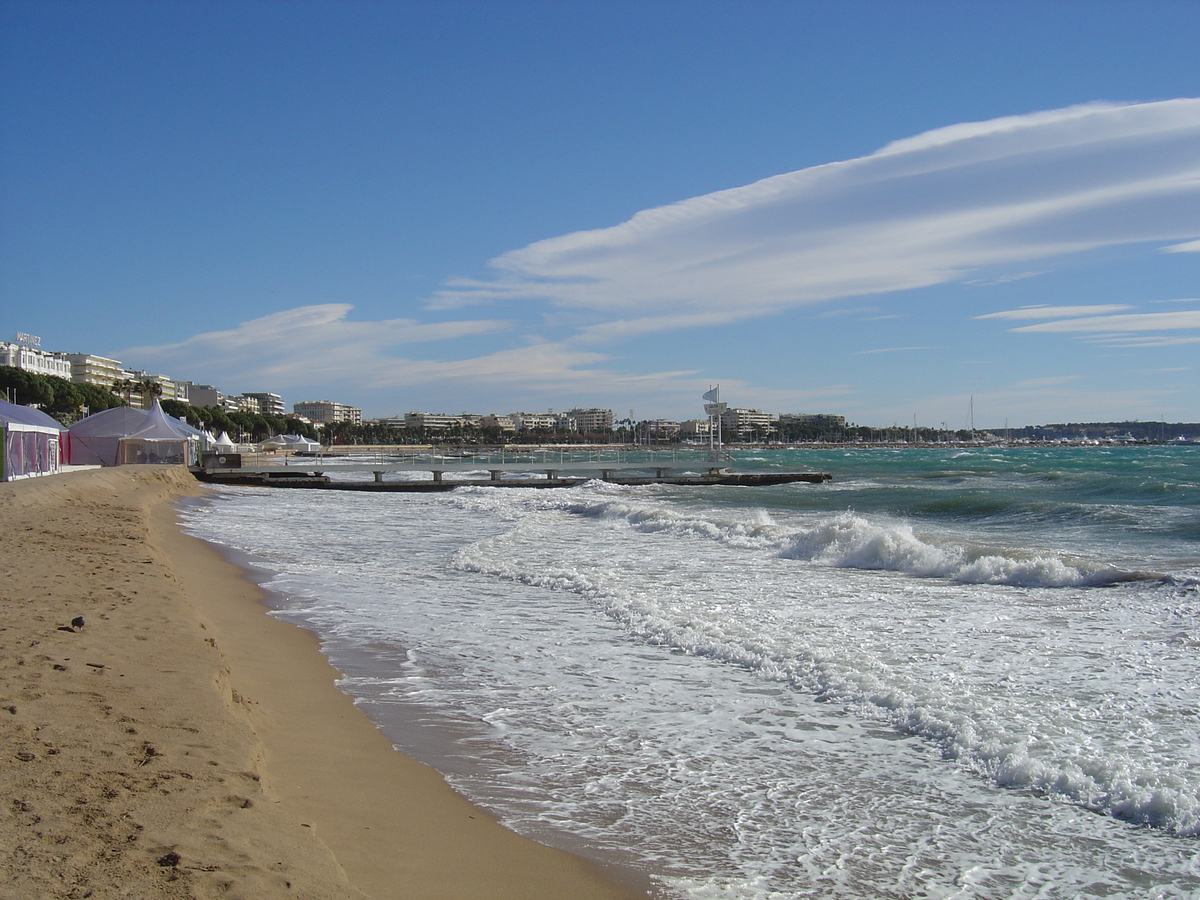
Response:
[160,400,320,443]
[0,366,125,424]
[0,367,320,441]
[319,420,628,446]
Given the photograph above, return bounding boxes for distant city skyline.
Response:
[2,1,1198,426]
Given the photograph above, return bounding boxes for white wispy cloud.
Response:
[121,304,708,399]
[1084,335,1200,348]
[126,304,510,356]
[431,99,1200,339]
[1010,309,1200,333]
[974,304,1134,320]
[121,100,1200,418]
[123,304,513,388]
[963,271,1046,286]
[854,346,940,355]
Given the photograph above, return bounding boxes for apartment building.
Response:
[779,413,847,428]
[242,392,286,417]
[564,407,614,432]
[124,370,185,405]
[66,353,125,388]
[294,400,363,425]
[178,382,225,408]
[405,412,469,431]
[0,339,73,379]
[678,419,714,439]
[480,414,517,432]
[509,412,563,431]
[720,407,775,439]
[643,419,681,436]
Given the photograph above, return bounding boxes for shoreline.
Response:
[0,466,652,899]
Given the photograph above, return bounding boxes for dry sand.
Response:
[0,466,652,900]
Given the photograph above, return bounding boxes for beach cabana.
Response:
[117,401,201,466]
[65,406,150,467]
[0,399,64,481]
[172,416,212,452]
[259,434,321,453]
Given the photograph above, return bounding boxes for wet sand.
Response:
[0,466,650,899]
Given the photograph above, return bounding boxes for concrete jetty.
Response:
[193,455,832,490]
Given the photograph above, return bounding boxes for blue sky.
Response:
[2,0,1198,427]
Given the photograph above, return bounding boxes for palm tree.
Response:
[111,378,136,405]
[137,378,163,401]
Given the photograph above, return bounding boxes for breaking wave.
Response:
[559,494,1139,588]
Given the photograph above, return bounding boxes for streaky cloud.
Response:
[121,304,514,388]
[119,303,715,400]
[974,304,1134,320]
[1011,309,1200,333]
[854,346,940,355]
[1085,335,1200,348]
[432,99,1200,338]
[124,304,509,356]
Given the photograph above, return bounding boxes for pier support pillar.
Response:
[601,469,614,481]
[655,468,670,478]
[489,470,503,482]
[373,471,384,483]
[431,470,443,482]
[545,469,558,481]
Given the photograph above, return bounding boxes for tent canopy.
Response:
[65,406,150,466]
[260,434,321,452]
[1,398,64,481]
[0,399,64,431]
[117,401,200,466]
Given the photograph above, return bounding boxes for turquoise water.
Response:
[183,445,1200,898]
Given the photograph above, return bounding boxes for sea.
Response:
[178,445,1200,899]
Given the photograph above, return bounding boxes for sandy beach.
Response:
[0,466,650,900]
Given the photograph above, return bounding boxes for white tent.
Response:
[65,406,150,467]
[213,431,237,452]
[117,401,201,466]
[0,399,64,481]
[259,434,321,453]
[172,416,211,451]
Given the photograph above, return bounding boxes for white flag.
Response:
[702,387,719,402]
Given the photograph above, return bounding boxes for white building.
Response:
[294,400,362,425]
[678,419,714,439]
[480,414,517,432]
[405,412,468,431]
[178,382,225,408]
[720,408,776,439]
[564,408,614,433]
[124,370,185,406]
[66,353,125,388]
[779,413,847,428]
[643,419,680,436]
[509,412,563,431]
[0,338,72,380]
[242,392,286,417]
